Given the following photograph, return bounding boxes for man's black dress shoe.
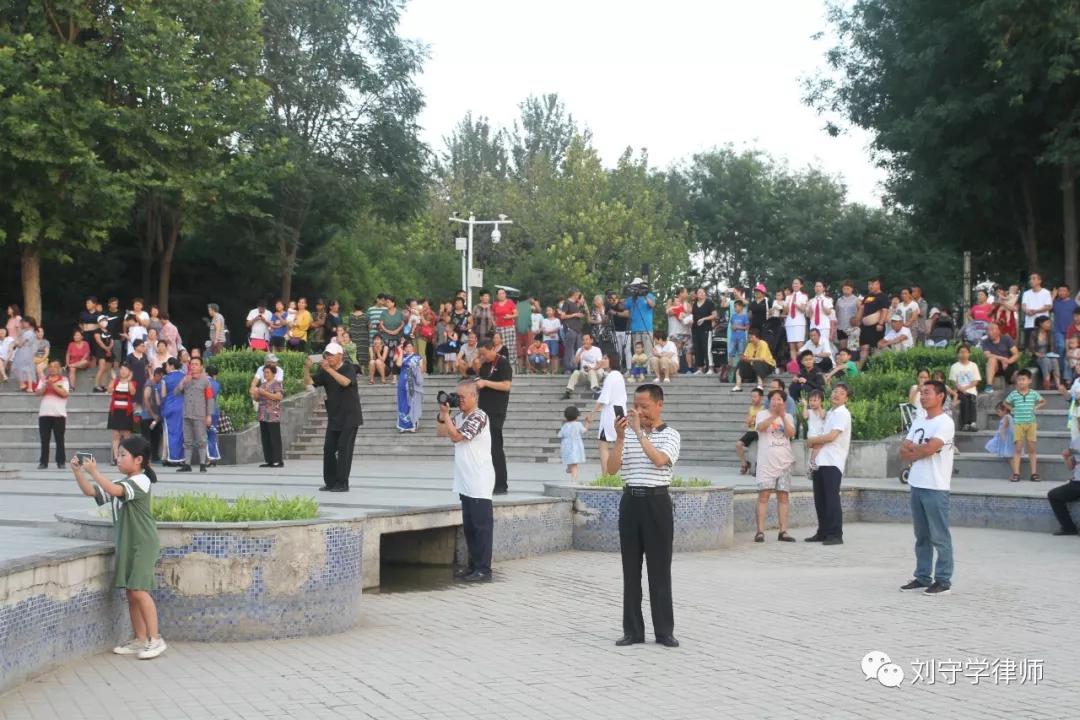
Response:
[656,636,680,648]
[614,636,645,647]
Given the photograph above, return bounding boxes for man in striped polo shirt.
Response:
[606,383,682,648]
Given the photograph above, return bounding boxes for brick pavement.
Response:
[2,523,1078,719]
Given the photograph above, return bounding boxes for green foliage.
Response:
[862,346,982,376]
[152,492,319,522]
[590,473,624,487]
[209,349,306,430]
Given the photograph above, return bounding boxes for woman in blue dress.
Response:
[161,358,186,465]
[395,340,424,432]
[205,366,222,464]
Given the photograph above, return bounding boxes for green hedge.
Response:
[153,492,319,522]
[842,345,1015,440]
[208,349,307,431]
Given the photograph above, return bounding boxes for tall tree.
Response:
[258,0,428,302]
[0,1,135,321]
[510,93,582,178]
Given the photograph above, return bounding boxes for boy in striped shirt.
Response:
[1004,369,1047,482]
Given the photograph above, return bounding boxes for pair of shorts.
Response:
[860,324,883,348]
[249,338,269,351]
[757,473,791,492]
[1013,423,1037,443]
[528,354,549,366]
[739,431,758,447]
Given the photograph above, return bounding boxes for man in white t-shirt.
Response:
[588,352,627,471]
[798,327,834,373]
[125,314,148,357]
[879,315,913,352]
[436,379,495,583]
[898,380,955,596]
[563,333,605,398]
[247,301,273,351]
[805,383,851,545]
[650,331,680,382]
[1021,273,1053,347]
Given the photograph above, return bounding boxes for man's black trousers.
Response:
[489,412,508,492]
[460,494,493,573]
[811,465,844,539]
[619,488,674,639]
[323,426,358,490]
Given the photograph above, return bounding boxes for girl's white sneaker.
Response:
[137,637,167,660]
[112,638,144,655]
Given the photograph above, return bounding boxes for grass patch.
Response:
[588,474,711,488]
[152,492,319,522]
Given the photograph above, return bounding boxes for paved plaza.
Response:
[2,522,1078,719]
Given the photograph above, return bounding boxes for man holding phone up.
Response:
[606,383,682,648]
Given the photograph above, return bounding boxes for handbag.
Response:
[216,412,235,434]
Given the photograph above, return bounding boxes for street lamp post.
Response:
[449,213,513,312]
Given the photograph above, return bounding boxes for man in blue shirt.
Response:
[1052,285,1077,377]
[624,278,657,360]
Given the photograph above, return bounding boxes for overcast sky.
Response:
[398,0,886,206]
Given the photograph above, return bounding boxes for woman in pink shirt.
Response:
[66,329,92,388]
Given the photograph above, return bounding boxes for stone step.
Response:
[953,452,1068,482]
[283,448,742,464]
[0,426,129,443]
[0,411,112,427]
[0,441,115,464]
[0,396,112,412]
[954,430,1071,454]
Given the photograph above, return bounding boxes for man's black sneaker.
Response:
[328,487,349,492]
[804,534,825,542]
[822,537,844,546]
[923,582,951,596]
[37,463,47,470]
[199,464,207,473]
[56,463,64,469]
[176,464,192,473]
[614,635,645,647]
[899,579,931,592]
[258,463,274,468]
[561,390,572,400]
[453,566,475,579]
[462,570,492,582]
[1053,528,1079,536]
[493,488,509,495]
[655,635,680,648]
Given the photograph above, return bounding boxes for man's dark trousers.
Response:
[1048,481,1080,532]
[812,465,843,539]
[489,412,508,492]
[38,416,66,466]
[619,488,674,639]
[459,494,493,573]
[323,426,358,490]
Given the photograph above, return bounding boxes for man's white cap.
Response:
[265,353,279,363]
[323,343,343,356]
[890,313,904,322]
[630,277,645,285]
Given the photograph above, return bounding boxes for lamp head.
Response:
[490,227,501,244]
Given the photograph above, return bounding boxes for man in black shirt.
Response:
[124,339,151,409]
[560,290,585,371]
[606,291,630,369]
[855,277,891,368]
[104,297,124,371]
[304,343,363,492]
[476,337,512,494]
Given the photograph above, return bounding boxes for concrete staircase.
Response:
[285,373,750,466]
[953,389,1072,482]
[0,375,113,463]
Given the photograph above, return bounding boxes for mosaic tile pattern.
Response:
[569,488,735,553]
[0,561,126,695]
[153,523,364,642]
[858,488,1080,533]
[732,490,859,534]
[454,501,573,566]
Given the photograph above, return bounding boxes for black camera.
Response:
[623,281,651,297]
[437,390,460,408]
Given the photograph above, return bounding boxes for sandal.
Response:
[777,531,796,542]
[1030,473,1041,482]
[740,462,750,475]
[754,532,765,543]
[1009,474,1021,482]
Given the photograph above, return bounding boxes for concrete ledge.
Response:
[544,484,735,552]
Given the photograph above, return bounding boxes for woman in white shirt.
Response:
[587,353,627,472]
[785,278,809,365]
[540,307,563,374]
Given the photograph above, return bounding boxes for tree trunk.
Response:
[20,244,42,323]
[1064,161,1078,290]
[157,215,180,316]
[280,226,301,302]
[1020,173,1039,275]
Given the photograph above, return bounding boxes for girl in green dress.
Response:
[70,435,166,660]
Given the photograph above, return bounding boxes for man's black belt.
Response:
[623,485,669,497]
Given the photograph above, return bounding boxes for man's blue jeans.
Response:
[910,486,953,588]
